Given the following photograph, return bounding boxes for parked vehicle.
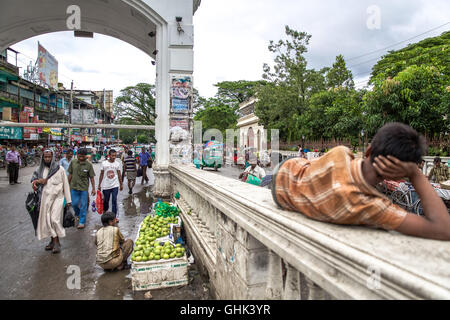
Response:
[201,141,223,171]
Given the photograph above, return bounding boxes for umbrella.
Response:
[25,190,41,235]
[204,141,215,148]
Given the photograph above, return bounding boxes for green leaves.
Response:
[114,83,156,126]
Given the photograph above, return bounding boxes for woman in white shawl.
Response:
[31,149,72,253]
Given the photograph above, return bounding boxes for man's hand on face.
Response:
[373,155,421,180]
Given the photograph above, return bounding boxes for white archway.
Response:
[247,127,254,148]
[0,0,201,197]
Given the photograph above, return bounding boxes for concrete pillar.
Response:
[265,250,283,300]
[282,264,301,300]
[306,278,326,300]
[153,12,194,197]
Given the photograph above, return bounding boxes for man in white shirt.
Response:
[98,149,123,217]
[239,158,266,181]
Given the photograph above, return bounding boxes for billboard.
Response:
[38,42,58,89]
[0,127,23,140]
[72,109,95,124]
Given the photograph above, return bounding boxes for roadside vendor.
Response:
[239,158,266,182]
[428,156,449,183]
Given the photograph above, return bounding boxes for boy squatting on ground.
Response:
[272,122,450,241]
[95,212,134,271]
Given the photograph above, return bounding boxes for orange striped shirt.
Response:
[272,146,407,230]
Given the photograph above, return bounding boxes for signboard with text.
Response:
[38,42,58,89]
[0,127,23,140]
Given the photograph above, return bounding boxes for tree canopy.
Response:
[370,31,450,83]
[114,83,156,125]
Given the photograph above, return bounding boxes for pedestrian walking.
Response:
[123,150,137,194]
[31,149,73,254]
[68,148,96,229]
[139,147,150,185]
[98,149,123,217]
[59,149,73,176]
[95,212,133,271]
[120,146,129,181]
[6,145,21,185]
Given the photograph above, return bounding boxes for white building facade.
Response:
[237,97,266,151]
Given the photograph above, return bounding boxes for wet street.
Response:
[0,161,211,300]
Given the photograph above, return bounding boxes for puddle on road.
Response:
[121,186,154,216]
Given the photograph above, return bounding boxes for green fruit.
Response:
[154,249,161,255]
[136,256,142,262]
[180,248,185,254]
[175,244,182,248]
[170,252,176,258]
[175,247,182,253]
[176,253,183,258]
[163,254,170,260]
[165,248,172,255]
[154,255,161,260]
[144,249,151,256]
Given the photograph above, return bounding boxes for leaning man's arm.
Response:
[395,171,450,240]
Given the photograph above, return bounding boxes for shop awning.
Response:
[0,100,20,108]
[0,69,19,83]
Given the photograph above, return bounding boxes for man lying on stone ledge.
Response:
[271,122,450,241]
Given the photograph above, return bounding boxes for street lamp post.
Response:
[302,135,305,150]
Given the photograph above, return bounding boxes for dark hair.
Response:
[128,150,133,156]
[101,212,116,226]
[78,148,88,156]
[370,122,426,164]
[109,149,117,155]
[434,156,441,163]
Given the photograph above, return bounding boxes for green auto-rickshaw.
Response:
[201,141,223,171]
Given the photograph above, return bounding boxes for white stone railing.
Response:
[169,164,450,300]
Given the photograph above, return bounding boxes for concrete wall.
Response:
[170,164,450,300]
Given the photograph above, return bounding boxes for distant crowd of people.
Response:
[28,144,154,271]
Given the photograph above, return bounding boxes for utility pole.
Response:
[69,80,73,145]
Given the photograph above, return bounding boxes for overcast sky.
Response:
[9,0,450,100]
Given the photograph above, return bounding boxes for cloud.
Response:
[11,31,155,98]
[8,0,450,99]
[194,0,450,95]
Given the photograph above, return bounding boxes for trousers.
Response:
[103,187,119,216]
[8,163,19,183]
[71,189,88,225]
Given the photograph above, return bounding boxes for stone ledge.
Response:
[170,164,450,299]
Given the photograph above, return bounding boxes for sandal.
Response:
[45,241,54,251]
[52,243,61,254]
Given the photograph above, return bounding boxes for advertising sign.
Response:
[19,112,28,123]
[171,98,189,113]
[72,109,95,124]
[24,133,39,140]
[71,135,82,142]
[38,42,58,89]
[171,76,192,99]
[170,118,189,130]
[0,127,23,140]
[24,107,34,117]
